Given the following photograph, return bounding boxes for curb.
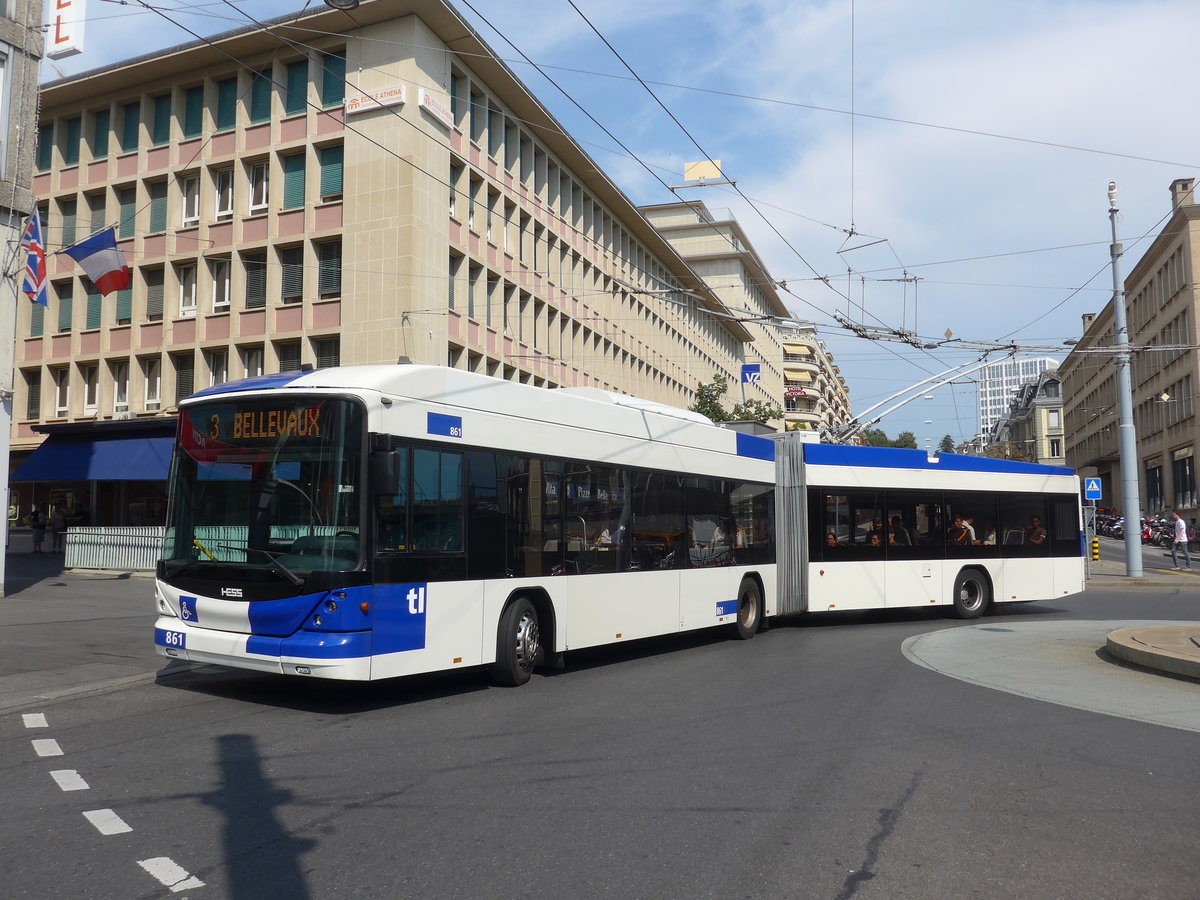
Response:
[1106,626,1200,680]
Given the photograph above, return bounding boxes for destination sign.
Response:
[197,405,325,443]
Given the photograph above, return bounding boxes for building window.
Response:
[284,59,307,115]
[277,341,302,372]
[120,101,139,152]
[117,186,136,239]
[320,49,346,107]
[279,245,304,302]
[210,258,230,310]
[173,352,195,404]
[241,345,264,378]
[177,263,197,316]
[87,192,105,234]
[183,85,203,139]
[214,167,233,220]
[60,196,77,246]
[37,123,52,171]
[1048,409,1061,429]
[318,144,343,201]
[1173,455,1196,510]
[115,286,132,324]
[317,240,341,297]
[30,301,43,337]
[145,268,164,320]
[207,349,228,386]
[53,367,69,416]
[143,357,161,410]
[1049,438,1061,458]
[250,69,272,122]
[215,77,237,131]
[151,94,171,145]
[313,337,339,369]
[148,180,167,233]
[92,109,110,159]
[449,163,460,216]
[82,364,98,413]
[61,116,81,166]
[85,284,102,330]
[180,174,200,225]
[56,282,73,333]
[243,251,267,309]
[248,160,268,213]
[112,360,129,411]
[282,151,305,209]
[24,369,40,419]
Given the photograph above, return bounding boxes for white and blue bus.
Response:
[154,365,1084,684]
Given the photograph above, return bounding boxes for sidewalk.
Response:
[1,547,168,715]
[1087,555,1200,586]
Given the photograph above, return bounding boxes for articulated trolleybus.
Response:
[154,366,1084,684]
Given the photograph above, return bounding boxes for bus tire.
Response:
[952,568,990,619]
[730,578,762,640]
[488,597,540,686]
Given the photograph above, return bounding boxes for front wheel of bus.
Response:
[731,578,762,640]
[489,598,540,687]
[952,569,990,619]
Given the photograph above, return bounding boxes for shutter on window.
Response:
[175,355,194,403]
[93,110,110,159]
[122,102,140,151]
[318,241,341,296]
[116,288,132,322]
[64,117,81,166]
[282,153,306,209]
[216,78,237,131]
[149,182,167,233]
[26,372,40,419]
[152,95,171,145]
[245,253,267,308]
[86,286,102,330]
[30,304,43,337]
[118,188,136,239]
[278,343,301,372]
[58,285,73,332]
[61,198,77,246]
[285,61,307,115]
[251,72,271,122]
[315,338,340,369]
[90,195,105,233]
[280,247,304,301]
[37,124,53,171]
[146,270,164,318]
[184,87,203,138]
[319,144,343,199]
[321,50,346,107]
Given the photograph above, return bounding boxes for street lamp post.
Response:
[1109,182,1143,577]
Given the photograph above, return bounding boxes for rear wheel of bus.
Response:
[951,568,990,619]
[730,577,762,640]
[489,597,540,686]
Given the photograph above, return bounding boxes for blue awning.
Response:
[12,433,175,481]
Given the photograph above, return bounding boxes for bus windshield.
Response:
[162,395,364,581]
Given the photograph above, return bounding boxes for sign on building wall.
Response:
[418,88,453,130]
[344,85,407,116]
[47,0,86,59]
[741,364,761,384]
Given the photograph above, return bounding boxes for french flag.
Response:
[64,227,131,295]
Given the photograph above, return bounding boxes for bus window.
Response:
[819,490,884,559]
[944,491,998,556]
[374,448,408,552]
[884,491,943,560]
[686,477,735,568]
[1048,493,1081,557]
[998,493,1049,556]
[731,482,774,565]
[630,471,685,571]
[412,447,463,551]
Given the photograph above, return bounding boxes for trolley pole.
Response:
[1109,182,1143,577]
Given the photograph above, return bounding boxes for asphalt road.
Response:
[2,564,1199,899]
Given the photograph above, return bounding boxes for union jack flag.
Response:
[21,208,48,307]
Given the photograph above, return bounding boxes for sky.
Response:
[40,0,1200,444]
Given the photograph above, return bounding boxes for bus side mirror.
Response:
[371,451,401,494]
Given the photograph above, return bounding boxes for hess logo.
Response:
[406,586,427,615]
[221,587,243,598]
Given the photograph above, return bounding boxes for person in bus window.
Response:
[825,532,838,548]
[981,520,997,545]
[1024,516,1047,545]
[947,514,970,545]
[868,531,883,547]
[964,516,977,543]
[888,516,912,546]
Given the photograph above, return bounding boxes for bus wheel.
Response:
[489,598,540,686]
[731,578,762,640]
[952,569,990,619]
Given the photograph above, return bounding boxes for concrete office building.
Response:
[10,0,778,523]
[977,356,1059,437]
[1063,178,1200,518]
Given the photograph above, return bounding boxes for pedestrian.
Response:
[50,506,67,553]
[1170,510,1192,570]
[29,504,46,553]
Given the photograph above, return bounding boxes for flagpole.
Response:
[1,216,20,594]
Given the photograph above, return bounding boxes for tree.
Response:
[861,427,892,447]
[688,373,783,424]
[938,434,956,454]
[893,431,918,449]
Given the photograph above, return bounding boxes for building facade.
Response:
[11,0,775,524]
[777,323,852,432]
[977,356,1059,437]
[1063,178,1200,519]
[989,369,1065,465]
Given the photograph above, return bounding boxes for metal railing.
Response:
[65,527,165,571]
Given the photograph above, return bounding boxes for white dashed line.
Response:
[50,769,90,792]
[31,738,63,757]
[82,809,133,835]
[138,857,205,892]
[22,713,48,728]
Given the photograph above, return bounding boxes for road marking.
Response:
[138,857,205,892]
[50,769,90,792]
[32,738,63,757]
[22,713,48,728]
[82,809,133,835]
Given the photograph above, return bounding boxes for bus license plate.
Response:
[157,629,186,650]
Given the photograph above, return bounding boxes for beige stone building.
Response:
[11,0,780,523]
[778,324,852,432]
[990,369,1065,466]
[1063,178,1200,518]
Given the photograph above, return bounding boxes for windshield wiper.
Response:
[201,540,305,587]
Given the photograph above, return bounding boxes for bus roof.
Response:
[802,443,1074,476]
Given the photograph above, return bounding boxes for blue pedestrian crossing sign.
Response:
[1084,478,1102,500]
